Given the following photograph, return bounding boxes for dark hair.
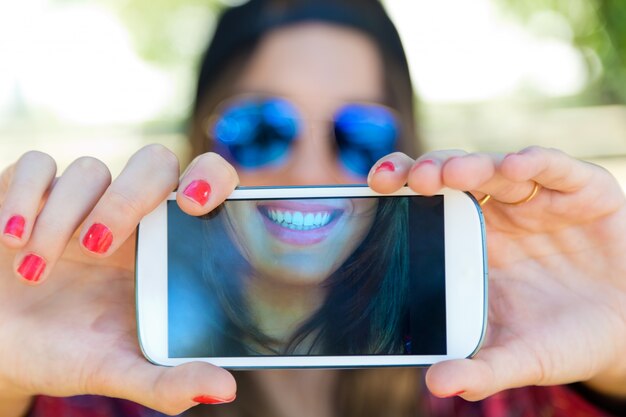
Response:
[187,0,421,162]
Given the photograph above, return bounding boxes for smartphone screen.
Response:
[167,195,446,358]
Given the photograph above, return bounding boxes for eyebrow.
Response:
[228,87,386,105]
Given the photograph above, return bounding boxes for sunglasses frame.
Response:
[203,94,401,175]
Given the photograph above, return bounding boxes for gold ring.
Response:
[508,181,541,205]
[478,194,491,206]
[478,182,540,207]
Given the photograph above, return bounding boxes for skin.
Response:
[1,22,626,417]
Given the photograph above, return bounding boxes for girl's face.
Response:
[224,197,377,285]
[219,23,385,284]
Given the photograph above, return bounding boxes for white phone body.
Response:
[136,186,487,368]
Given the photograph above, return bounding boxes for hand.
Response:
[0,145,239,416]
[368,147,626,400]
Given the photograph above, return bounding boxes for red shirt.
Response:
[29,385,616,417]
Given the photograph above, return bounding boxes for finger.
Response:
[13,157,111,283]
[177,152,240,216]
[0,151,57,248]
[440,153,538,204]
[426,358,495,401]
[500,147,600,193]
[97,359,237,415]
[367,152,415,194]
[439,149,618,207]
[407,150,469,195]
[425,350,542,401]
[79,144,179,257]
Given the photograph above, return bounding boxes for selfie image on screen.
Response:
[168,196,446,357]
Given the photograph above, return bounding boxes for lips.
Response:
[256,201,345,245]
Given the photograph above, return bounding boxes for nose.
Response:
[281,122,361,185]
[234,119,367,187]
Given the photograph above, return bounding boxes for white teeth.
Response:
[265,208,333,230]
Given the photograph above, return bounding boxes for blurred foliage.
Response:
[48,0,625,105]
[498,0,626,104]
[54,0,224,65]
[111,0,223,65]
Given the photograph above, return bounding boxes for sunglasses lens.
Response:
[213,98,299,168]
[334,104,398,176]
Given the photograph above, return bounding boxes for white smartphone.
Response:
[136,186,487,368]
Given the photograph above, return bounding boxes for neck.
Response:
[252,370,337,417]
[245,274,327,345]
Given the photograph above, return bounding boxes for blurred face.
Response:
[218,23,385,284]
[233,22,387,186]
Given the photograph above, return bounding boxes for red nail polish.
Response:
[193,395,235,404]
[82,223,113,254]
[184,180,211,206]
[417,159,435,167]
[4,215,25,239]
[410,159,435,174]
[442,390,466,398]
[17,253,46,282]
[374,161,395,173]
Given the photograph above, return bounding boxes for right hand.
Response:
[0,145,239,416]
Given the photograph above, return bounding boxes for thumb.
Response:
[97,359,237,415]
[425,351,543,401]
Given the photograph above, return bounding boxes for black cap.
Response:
[194,0,409,112]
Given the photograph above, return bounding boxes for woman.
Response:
[1,0,626,416]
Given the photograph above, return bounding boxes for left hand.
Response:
[368,146,626,400]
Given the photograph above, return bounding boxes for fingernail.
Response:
[410,159,435,174]
[193,394,235,405]
[17,253,46,282]
[183,180,211,206]
[82,223,113,254]
[442,390,466,398]
[416,159,435,168]
[374,161,395,173]
[4,215,25,239]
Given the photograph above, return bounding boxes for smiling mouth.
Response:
[258,207,342,231]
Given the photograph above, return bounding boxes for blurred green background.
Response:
[1,0,625,183]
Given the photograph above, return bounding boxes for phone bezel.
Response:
[136,186,487,368]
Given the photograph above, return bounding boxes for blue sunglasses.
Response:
[208,96,399,177]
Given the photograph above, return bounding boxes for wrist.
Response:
[0,380,33,417]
